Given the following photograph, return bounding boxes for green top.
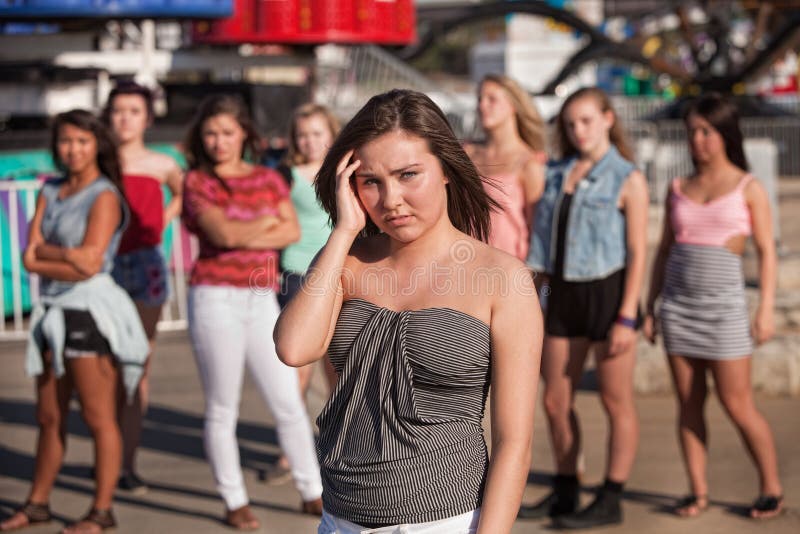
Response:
[281,167,332,274]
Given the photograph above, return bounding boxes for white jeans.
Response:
[318,509,480,534]
[188,285,322,509]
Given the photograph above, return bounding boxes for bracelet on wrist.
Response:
[615,315,637,329]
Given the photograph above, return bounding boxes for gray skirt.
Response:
[660,243,753,359]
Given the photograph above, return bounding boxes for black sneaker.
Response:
[554,490,622,529]
[519,489,579,519]
[118,471,148,495]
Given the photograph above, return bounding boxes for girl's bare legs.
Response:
[0,354,72,530]
[666,354,709,514]
[69,356,121,512]
[594,341,639,483]
[118,302,161,480]
[541,336,591,474]
[710,357,783,517]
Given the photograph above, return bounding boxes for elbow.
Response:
[274,339,310,368]
[274,327,323,367]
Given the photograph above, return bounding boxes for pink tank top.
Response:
[670,175,753,247]
[484,171,529,260]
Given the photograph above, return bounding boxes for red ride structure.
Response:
[192,0,416,45]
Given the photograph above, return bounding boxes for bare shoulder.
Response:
[743,175,768,203]
[624,169,648,188]
[472,240,537,300]
[141,149,181,181]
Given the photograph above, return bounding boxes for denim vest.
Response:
[527,145,635,281]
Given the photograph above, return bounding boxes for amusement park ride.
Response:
[0,0,417,134]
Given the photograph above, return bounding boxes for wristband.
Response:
[615,315,637,329]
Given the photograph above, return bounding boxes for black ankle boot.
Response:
[554,482,623,529]
[518,475,579,519]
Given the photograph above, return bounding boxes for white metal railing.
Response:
[1,179,194,341]
[314,44,476,137]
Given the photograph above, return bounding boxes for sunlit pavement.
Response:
[1,331,798,533]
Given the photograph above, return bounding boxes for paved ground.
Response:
[1,331,798,534]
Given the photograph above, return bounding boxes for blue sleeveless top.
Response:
[38,176,127,296]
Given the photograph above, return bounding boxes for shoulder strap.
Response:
[737,173,755,191]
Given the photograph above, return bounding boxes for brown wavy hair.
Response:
[285,103,341,166]
[51,109,123,195]
[480,74,546,153]
[315,89,498,241]
[184,94,262,189]
[555,87,634,162]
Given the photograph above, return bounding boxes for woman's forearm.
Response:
[758,245,777,310]
[646,248,668,314]
[476,440,531,534]
[243,218,299,250]
[35,243,67,262]
[619,247,646,318]
[163,196,182,226]
[203,215,276,249]
[274,229,356,367]
[25,257,88,281]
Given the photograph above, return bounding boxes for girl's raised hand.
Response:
[334,149,366,236]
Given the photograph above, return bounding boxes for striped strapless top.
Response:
[317,298,492,525]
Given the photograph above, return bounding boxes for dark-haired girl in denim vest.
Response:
[520,88,649,529]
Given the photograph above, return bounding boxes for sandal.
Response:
[674,494,708,518]
[750,494,784,519]
[0,501,51,531]
[61,508,117,533]
[225,505,259,531]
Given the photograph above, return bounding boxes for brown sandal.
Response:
[0,501,51,531]
[61,508,116,533]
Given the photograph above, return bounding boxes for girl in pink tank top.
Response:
[465,74,546,260]
[669,173,753,247]
[645,93,783,520]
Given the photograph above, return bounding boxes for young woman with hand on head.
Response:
[103,81,183,494]
[644,93,783,519]
[520,87,649,529]
[465,74,546,260]
[274,89,543,534]
[181,95,323,530]
[1,110,148,534]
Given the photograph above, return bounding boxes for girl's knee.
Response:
[543,390,572,421]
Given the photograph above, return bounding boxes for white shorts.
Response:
[318,508,480,534]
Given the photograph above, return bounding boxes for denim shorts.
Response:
[112,246,169,307]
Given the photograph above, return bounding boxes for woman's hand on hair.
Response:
[753,304,775,346]
[333,149,365,237]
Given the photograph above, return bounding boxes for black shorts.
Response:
[545,269,636,342]
[62,309,113,357]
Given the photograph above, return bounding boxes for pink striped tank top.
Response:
[670,175,753,247]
